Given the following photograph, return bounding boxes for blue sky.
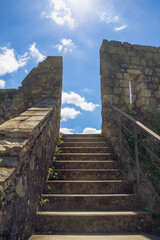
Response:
[0,0,160,134]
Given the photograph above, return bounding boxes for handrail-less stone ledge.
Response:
[0,98,58,138]
[0,97,61,239]
[0,98,59,189]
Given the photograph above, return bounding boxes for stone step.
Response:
[54,160,119,169]
[29,234,160,240]
[35,211,152,233]
[46,180,133,194]
[56,153,117,161]
[61,138,108,143]
[60,147,113,153]
[61,142,110,148]
[40,194,140,211]
[49,169,124,180]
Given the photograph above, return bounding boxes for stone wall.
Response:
[0,98,61,240]
[100,40,160,225]
[0,56,62,125]
[100,40,160,135]
[0,56,62,239]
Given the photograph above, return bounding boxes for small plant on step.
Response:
[52,156,57,162]
[57,138,63,147]
[40,197,49,207]
[141,201,149,212]
[52,172,59,180]
[47,165,59,180]
[58,115,62,121]
[59,133,63,139]
[46,185,55,194]
[55,146,62,154]
[47,166,54,180]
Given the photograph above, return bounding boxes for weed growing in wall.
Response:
[40,197,49,207]
[122,129,160,196]
[47,135,63,180]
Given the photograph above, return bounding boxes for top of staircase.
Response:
[62,134,102,137]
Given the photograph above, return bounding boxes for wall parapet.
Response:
[100,39,160,135]
[0,98,61,239]
[0,56,62,125]
[100,40,160,233]
[0,55,62,240]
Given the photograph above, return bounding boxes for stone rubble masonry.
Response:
[0,56,62,125]
[100,40,160,216]
[0,57,62,240]
[100,40,160,137]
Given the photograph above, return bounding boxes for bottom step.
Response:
[29,234,159,240]
[36,211,152,233]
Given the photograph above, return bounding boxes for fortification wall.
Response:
[0,57,62,240]
[100,40,160,135]
[0,56,62,125]
[100,40,160,225]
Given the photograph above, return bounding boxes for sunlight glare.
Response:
[67,0,97,22]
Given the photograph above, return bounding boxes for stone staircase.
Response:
[29,134,153,239]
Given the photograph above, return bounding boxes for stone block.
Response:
[131,57,141,65]
[120,80,129,88]
[103,87,114,95]
[127,69,141,75]
[153,53,160,61]
[116,73,123,79]
[138,89,151,98]
[123,73,129,80]
[123,42,131,48]
[110,40,122,47]
[144,68,153,75]
[122,87,130,96]
[155,91,160,99]
[126,50,136,57]
[136,83,147,92]
[100,40,109,53]
[136,97,150,108]
[145,52,154,58]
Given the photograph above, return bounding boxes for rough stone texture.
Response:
[100,40,160,234]
[0,98,61,240]
[0,56,62,125]
[0,56,62,240]
[100,40,160,132]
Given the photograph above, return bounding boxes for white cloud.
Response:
[0,80,5,88]
[100,12,119,24]
[62,91,100,111]
[115,25,127,31]
[82,127,101,134]
[25,69,28,74]
[61,107,81,121]
[29,43,46,62]
[60,128,74,134]
[47,0,75,28]
[56,38,75,54]
[0,47,29,76]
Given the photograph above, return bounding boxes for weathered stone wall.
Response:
[100,40,160,228]
[0,56,62,125]
[0,56,62,239]
[0,98,61,240]
[100,40,160,136]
